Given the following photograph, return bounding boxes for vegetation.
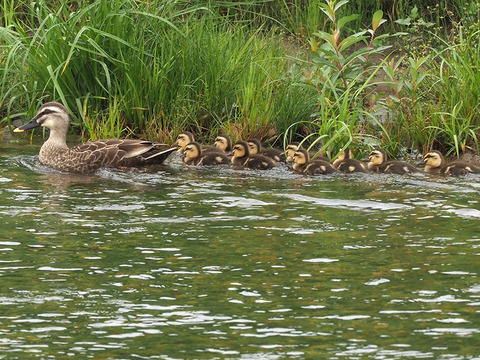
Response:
[1,0,479,160]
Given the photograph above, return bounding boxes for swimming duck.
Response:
[332,148,368,173]
[231,141,277,170]
[423,150,480,175]
[368,148,420,175]
[292,149,337,175]
[13,102,176,174]
[285,143,300,163]
[182,141,230,166]
[173,131,195,153]
[247,138,286,162]
[213,134,233,153]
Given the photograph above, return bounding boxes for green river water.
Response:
[0,140,479,359]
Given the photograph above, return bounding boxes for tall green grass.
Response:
[1,0,479,158]
[0,0,317,143]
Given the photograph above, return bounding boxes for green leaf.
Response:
[334,0,349,13]
[319,3,334,22]
[337,14,360,31]
[395,17,411,26]
[372,10,386,31]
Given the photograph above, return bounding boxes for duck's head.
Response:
[247,138,262,155]
[214,134,232,152]
[231,141,249,158]
[292,149,309,166]
[423,150,444,169]
[14,102,70,134]
[182,141,202,163]
[285,143,299,163]
[368,148,387,166]
[173,131,195,152]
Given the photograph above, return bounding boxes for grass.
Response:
[1,0,480,161]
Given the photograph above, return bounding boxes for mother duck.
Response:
[14,102,177,173]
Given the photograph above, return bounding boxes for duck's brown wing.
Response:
[72,139,175,169]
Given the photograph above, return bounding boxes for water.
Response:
[1,140,480,359]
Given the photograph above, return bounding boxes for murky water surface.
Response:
[1,140,479,359]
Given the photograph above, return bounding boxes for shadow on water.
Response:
[1,144,480,359]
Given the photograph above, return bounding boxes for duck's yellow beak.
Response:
[13,128,25,133]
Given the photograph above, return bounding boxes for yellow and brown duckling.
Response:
[423,150,480,176]
[174,131,222,154]
[182,141,230,166]
[332,148,368,173]
[368,148,420,175]
[286,143,300,163]
[247,138,286,163]
[292,149,337,175]
[173,131,195,153]
[213,134,233,153]
[231,141,278,170]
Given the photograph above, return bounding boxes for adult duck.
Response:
[14,102,176,174]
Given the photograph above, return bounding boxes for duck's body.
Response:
[332,149,368,173]
[423,150,480,176]
[231,141,277,170]
[368,148,420,175]
[182,141,230,166]
[247,138,286,163]
[14,102,175,173]
[292,149,337,175]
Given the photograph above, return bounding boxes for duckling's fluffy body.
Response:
[231,141,277,170]
[368,148,420,175]
[14,102,176,173]
[292,149,337,175]
[332,149,368,173]
[423,150,480,176]
[182,141,230,166]
[247,138,286,163]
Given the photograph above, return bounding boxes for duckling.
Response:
[231,141,277,170]
[332,148,368,173]
[423,150,480,176]
[173,131,195,153]
[285,143,300,163]
[368,148,420,175]
[182,141,230,166]
[292,149,337,175]
[213,134,233,153]
[247,138,286,163]
[173,131,220,154]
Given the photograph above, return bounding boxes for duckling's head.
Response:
[14,102,70,135]
[247,138,262,155]
[174,131,195,152]
[368,148,387,166]
[285,143,299,163]
[182,141,202,163]
[292,149,309,166]
[232,141,249,158]
[423,150,444,169]
[214,134,232,152]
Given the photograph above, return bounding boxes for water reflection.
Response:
[1,150,480,359]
